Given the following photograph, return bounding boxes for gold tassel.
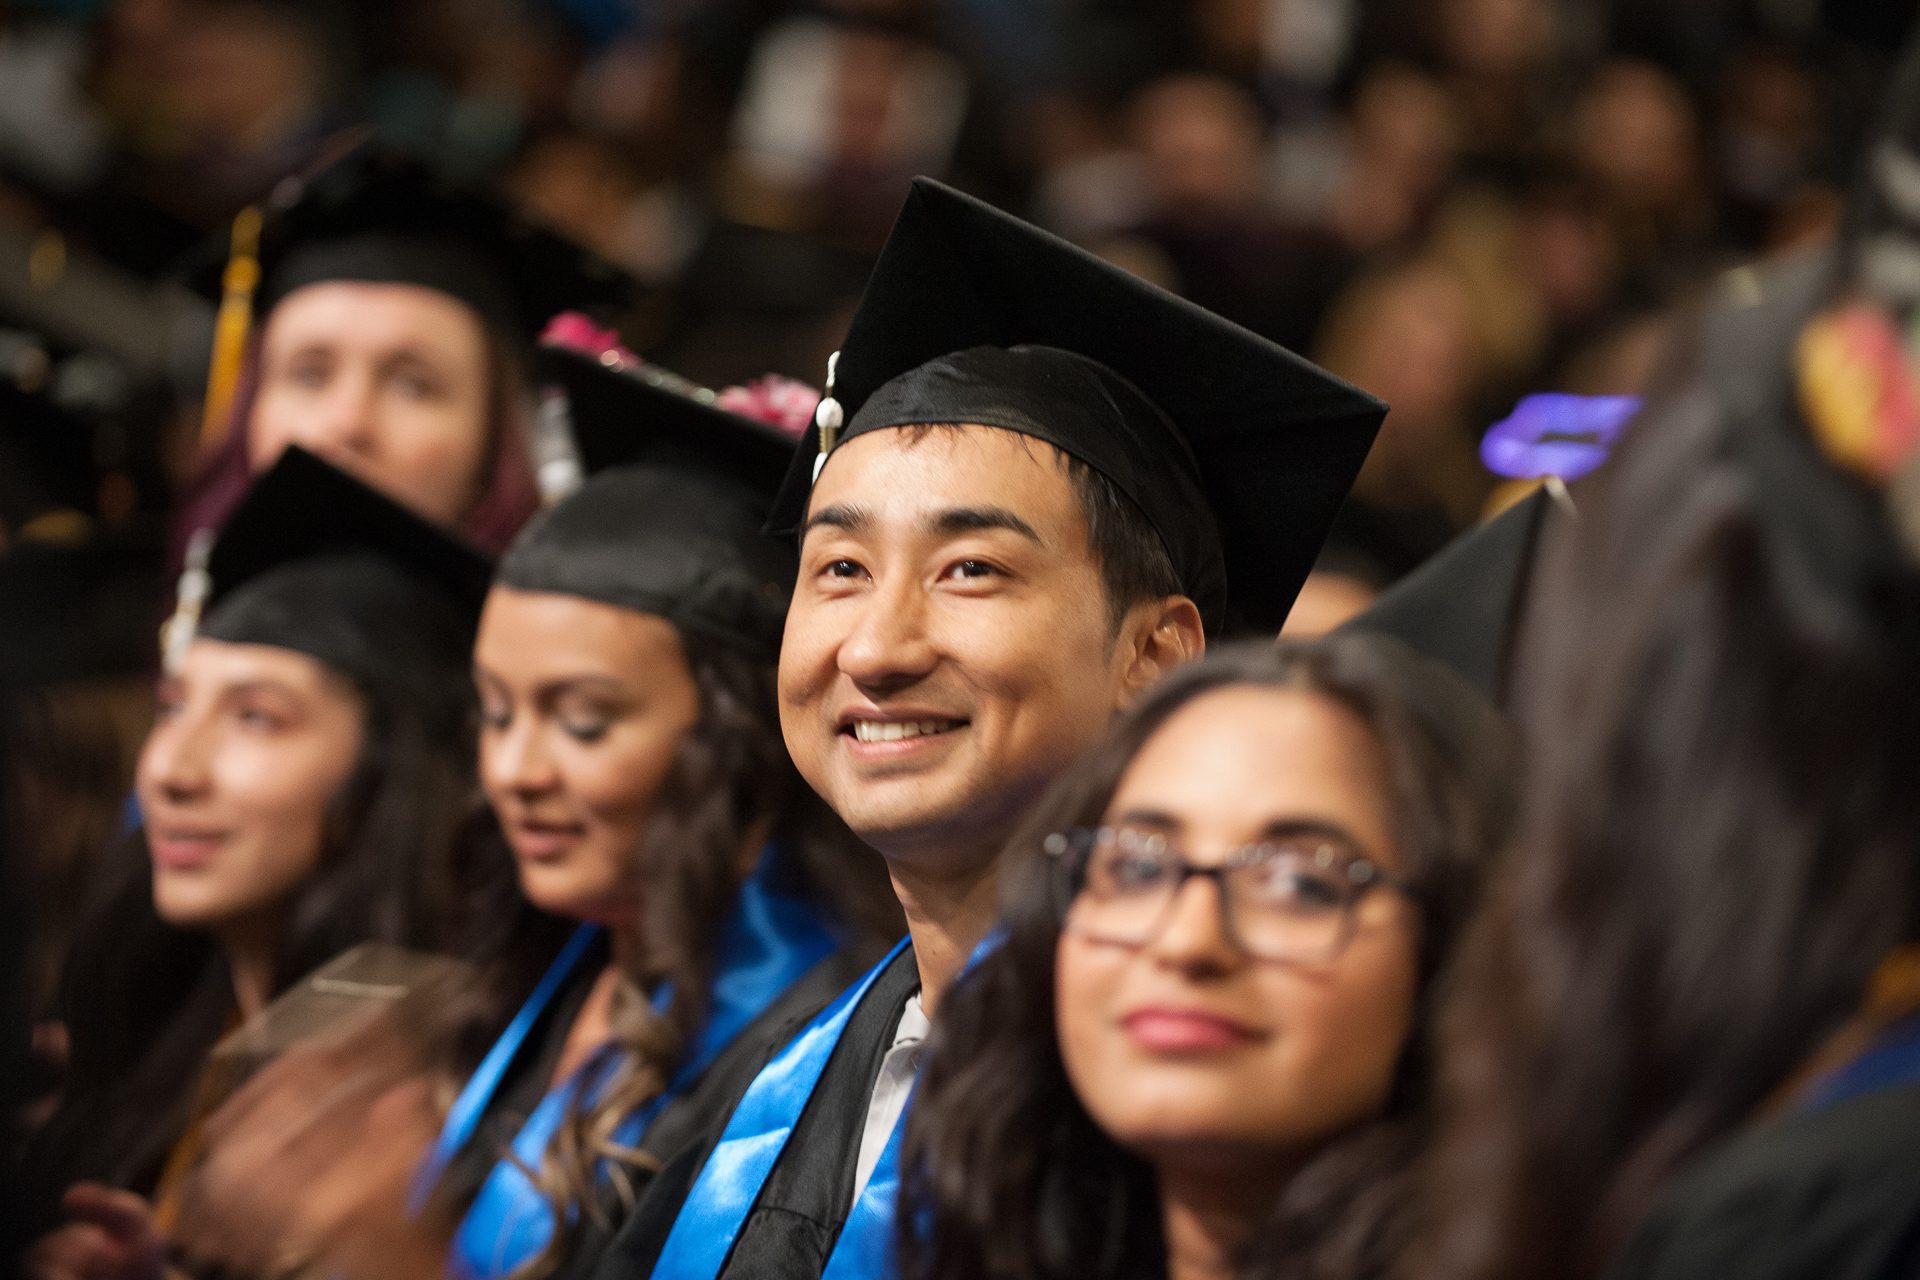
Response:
[1866,943,1920,1021]
[200,205,265,451]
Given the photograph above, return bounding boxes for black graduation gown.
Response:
[1605,1081,1920,1280]
[439,933,610,1210]
[583,943,921,1280]
[546,944,890,1280]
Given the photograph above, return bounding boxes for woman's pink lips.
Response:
[149,830,225,871]
[1121,1008,1261,1054]
[510,821,588,862]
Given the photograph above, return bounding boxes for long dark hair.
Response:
[896,636,1515,1280]
[444,641,902,1277]
[25,642,478,1218]
[1413,377,1920,1280]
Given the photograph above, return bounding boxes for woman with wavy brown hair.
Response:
[895,634,1514,1280]
[407,362,902,1280]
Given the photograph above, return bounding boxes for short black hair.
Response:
[893,423,1183,635]
[1055,452,1183,634]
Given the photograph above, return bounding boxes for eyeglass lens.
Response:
[1066,827,1376,962]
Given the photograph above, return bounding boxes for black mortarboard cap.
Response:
[204,447,493,621]
[766,178,1385,635]
[188,448,493,726]
[535,346,797,495]
[1341,487,1556,705]
[183,142,637,342]
[0,533,166,691]
[503,350,799,662]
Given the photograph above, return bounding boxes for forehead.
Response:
[475,586,683,679]
[804,424,1087,543]
[263,280,484,349]
[1113,686,1391,834]
[180,637,337,691]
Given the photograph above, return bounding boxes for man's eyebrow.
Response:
[800,503,872,539]
[927,506,1043,545]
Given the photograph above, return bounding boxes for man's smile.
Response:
[847,718,967,743]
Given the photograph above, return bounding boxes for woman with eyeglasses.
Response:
[894,634,1515,1280]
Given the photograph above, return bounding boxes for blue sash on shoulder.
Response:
[653,927,1003,1280]
[422,845,841,1279]
[649,938,911,1279]
[1800,1008,1920,1113]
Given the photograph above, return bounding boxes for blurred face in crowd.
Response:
[1439,0,1549,78]
[781,425,1199,875]
[1131,75,1264,220]
[1055,685,1421,1181]
[474,588,702,926]
[1335,65,1460,251]
[140,640,364,932]
[1575,60,1701,217]
[249,282,493,527]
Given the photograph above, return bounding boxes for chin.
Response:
[829,776,1010,858]
[150,884,230,929]
[1120,1127,1289,1175]
[520,871,619,923]
[1101,1076,1267,1136]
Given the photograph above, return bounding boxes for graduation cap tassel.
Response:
[161,529,215,676]
[812,351,843,484]
[1543,474,1577,516]
[530,386,586,506]
[200,206,265,451]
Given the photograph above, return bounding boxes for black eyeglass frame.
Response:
[1042,825,1418,963]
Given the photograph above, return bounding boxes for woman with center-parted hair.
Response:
[895,633,1515,1280]
[21,447,493,1280]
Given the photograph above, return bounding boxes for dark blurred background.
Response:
[0,0,1915,565]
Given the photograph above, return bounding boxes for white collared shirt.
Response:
[852,990,928,1199]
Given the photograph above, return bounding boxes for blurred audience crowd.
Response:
[2,0,1914,594]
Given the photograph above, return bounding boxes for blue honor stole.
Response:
[648,938,911,1280]
[652,929,1001,1280]
[1799,1007,1920,1114]
[418,846,841,1280]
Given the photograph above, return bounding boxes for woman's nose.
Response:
[299,372,381,458]
[483,716,559,798]
[141,714,214,805]
[1146,875,1243,975]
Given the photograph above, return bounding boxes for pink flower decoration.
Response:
[543,312,820,437]
[716,376,821,438]
[540,311,642,370]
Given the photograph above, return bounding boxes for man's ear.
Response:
[1115,595,1205,707]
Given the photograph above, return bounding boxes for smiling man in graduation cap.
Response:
[583,178,1383,1280]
